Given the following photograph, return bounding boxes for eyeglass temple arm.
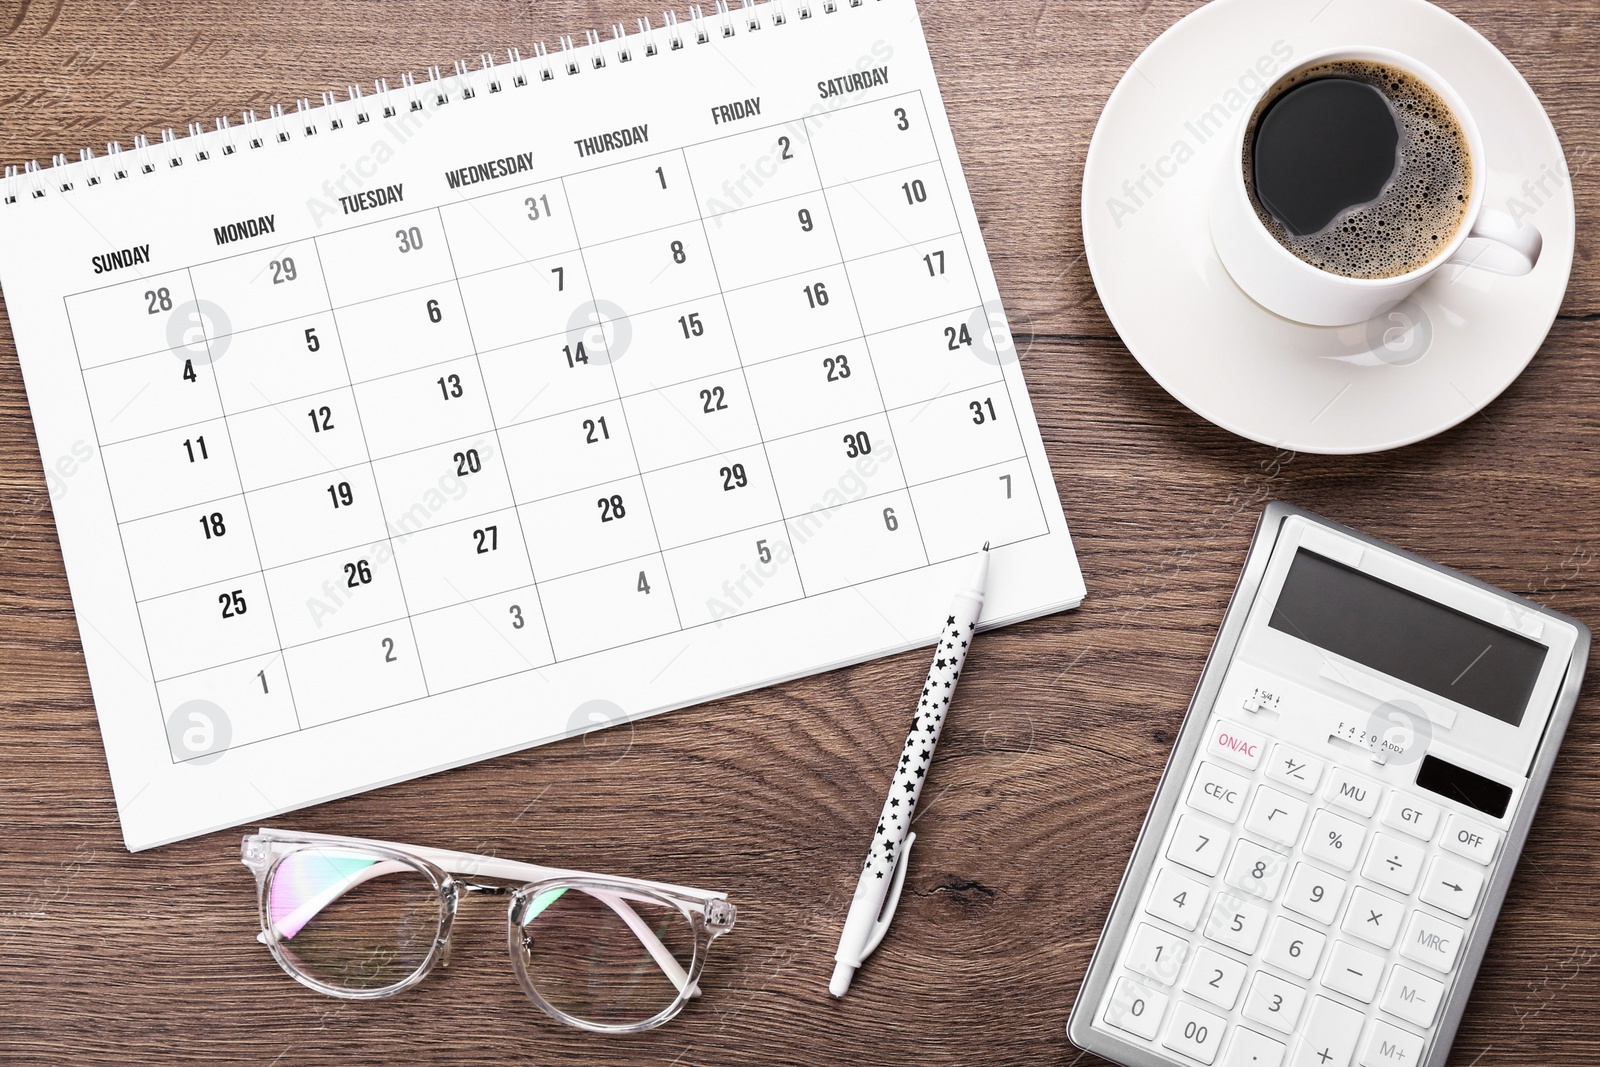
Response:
[257,852,701,996]
[582,887,699,997]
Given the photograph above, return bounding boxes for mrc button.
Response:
[1205,719,1264,770]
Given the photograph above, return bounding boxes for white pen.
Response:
[829,543,990,997]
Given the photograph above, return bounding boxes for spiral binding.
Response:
[6,0,872,206]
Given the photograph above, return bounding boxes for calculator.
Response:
[1067,502,1590,1067]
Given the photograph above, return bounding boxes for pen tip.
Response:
[982,542,990,551]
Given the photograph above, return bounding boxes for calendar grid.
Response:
[60,84,1057,754]
[431,204,560,656]
[303,237,434,699]
[797,108,931,571]
[557,173,689,634]
[675,145,806,598]
[101,444,1032,622]
[137,524,1060,762]
[60,303,170,748]
[923,116,1055,541]
[185,264,305,733]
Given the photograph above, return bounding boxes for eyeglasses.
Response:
[240,828,737,1033]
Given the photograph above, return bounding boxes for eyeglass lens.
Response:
[267,846,443,993]
[515,885,699,1027]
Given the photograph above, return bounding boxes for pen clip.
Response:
[861,831,915,960]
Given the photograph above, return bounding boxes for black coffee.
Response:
[1243,59,1472,279]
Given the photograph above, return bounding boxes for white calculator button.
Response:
[1440,813,1502,865]
[1303,809,1367,872]
[1379,964,1445,1028]
[1322,940,1385,1003]
[1264,743,1324,795]
[1398,910,1464,974]
[1169,813,1231,877]
[1184,946,1249,1010]
[1127,922,1191,986]
[1104,975,1168,1040]
[1245,785,1309,847]
[1359,1019,1427,1067]
[1341,886,1405,950]
[1262,916,1327,979]
[1207,718,1265,770]
[1204,892,1270,953]
[1223,1026,1287,1067]
[1290,996,1364,1067]
[1242,970,1307,1034]
[1323,767,1381,819]
[1360,832,1426,895]
[1148,867,1212,931]
[1379,792,1439,841]
[1190,762,1252,824]
[1281,862,1348,926]
[1418,855,1485,919]
[1224,839,1288,901]
[1162,1000,1227,1065]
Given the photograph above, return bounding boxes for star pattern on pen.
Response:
[864,606,980,878]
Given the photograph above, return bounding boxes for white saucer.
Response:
[1081,0,1575,454]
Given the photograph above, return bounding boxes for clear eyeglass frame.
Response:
[240,827,737,1034]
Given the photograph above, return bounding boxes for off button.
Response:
[1189,761,1251,824]
[1205,718,1265,771]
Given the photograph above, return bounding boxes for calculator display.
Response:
[1268,550,1546,727]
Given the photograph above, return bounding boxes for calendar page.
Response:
[0,0,1082,850]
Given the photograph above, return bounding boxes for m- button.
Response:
[1206,718,1265,770]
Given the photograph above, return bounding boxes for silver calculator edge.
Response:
[1065,500,1592,1067]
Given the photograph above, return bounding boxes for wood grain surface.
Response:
[0,1,1596,1064]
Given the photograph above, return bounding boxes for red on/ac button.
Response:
[1206,719,1265,770]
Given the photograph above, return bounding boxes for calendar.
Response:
[0,0,1083,850]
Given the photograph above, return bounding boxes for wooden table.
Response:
[0,0,1595,1063]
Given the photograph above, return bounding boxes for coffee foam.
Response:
[1243,60,1473,280]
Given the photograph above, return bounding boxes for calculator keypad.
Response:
[1098,710,1511,1066]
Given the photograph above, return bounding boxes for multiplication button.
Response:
[1341,887,1404,951]
[1189,761,1251,824]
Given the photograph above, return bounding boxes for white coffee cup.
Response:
[1209,45,1542,328]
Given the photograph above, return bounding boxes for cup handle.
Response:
[1445,206,1543,277]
